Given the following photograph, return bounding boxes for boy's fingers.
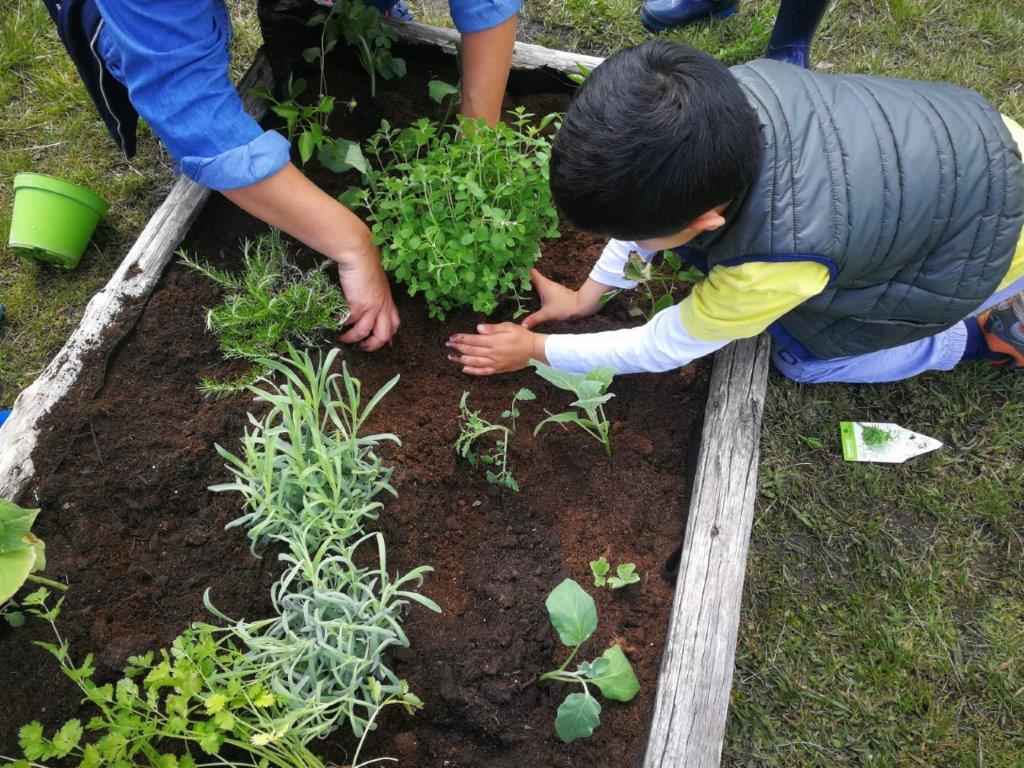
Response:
[462,365,497,376]
[448,353,492,368]
[447,336,492,352]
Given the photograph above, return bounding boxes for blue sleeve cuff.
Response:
[179,130,291,191]
[449,0,521,33]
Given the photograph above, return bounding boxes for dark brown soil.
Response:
[0,45,707,768]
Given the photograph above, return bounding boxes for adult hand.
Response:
[336,243,400,352]
[447,322,547,375]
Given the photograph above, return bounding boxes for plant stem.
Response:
[538,644,581,683]
[26,574,69,591]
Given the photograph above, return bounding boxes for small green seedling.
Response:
[531,361,616,456]
[590,557,639,590]
[622,250,703,320]
[540,579,640,742]
[455,388,535,491]
[305,0,406,100]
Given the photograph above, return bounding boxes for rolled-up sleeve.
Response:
[94,0,290,190]
[449,0,521,33]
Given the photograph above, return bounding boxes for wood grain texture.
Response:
[389,19,604,73]
[643,333,772,768]
[0,52,274,500]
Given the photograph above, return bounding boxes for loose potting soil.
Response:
[0,45,708,768]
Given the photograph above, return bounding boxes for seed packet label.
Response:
[839,421,943,464]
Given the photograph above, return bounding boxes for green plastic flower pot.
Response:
[8,173,108,269]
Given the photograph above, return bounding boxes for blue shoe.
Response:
[640,0,739,32]
[375,0,413,22]
[385,0,411,22]
[0,410,10,430]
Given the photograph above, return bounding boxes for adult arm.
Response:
[93,0,397,349]
[450,1,521,124]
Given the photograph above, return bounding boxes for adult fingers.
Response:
[340,308,375,344]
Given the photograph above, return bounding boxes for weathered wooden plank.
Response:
[643,332,772,768]
[389,19,604,74]
[0,52,274,500]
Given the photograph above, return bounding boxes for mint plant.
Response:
[181,231,348,395]
[539,579,640,742]
[590,557,640,590]
[622,249,703,320]
[339,109,560,320]
[1,498,66,605]
[455,388,535,491]
[208,346,439,740]
[530,361,616,456]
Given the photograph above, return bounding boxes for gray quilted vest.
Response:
[687,59,1023,360]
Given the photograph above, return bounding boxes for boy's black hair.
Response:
[550,41,763,241]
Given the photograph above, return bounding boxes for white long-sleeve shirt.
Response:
[544,239,831,375]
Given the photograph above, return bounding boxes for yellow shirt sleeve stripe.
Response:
[678,260,831,342]
[998,114,1024,291]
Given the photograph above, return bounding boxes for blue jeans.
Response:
[772,274,1024,383]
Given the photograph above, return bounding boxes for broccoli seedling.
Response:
[539,579,640,742]
[530,361,616,456]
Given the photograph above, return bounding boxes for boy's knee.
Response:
[771,346,829,384]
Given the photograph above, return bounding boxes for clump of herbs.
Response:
[208,346,439,741]
[540,579,640,742]
[531,361,616,456]
[339,109,561,320]
[861,425,896,447]
[590,556,639,590]
[455,388,535,491]
[180,231,348,395]
[12,588,325,768]
[620,249,703,319]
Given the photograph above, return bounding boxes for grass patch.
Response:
[0,0,259,408]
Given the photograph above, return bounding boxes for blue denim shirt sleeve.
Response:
[449,0,521,33]
[93,0,289,191]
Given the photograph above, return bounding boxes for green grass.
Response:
[2,0,1024,763]
[0,0,259,408]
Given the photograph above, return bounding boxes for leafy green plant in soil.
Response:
[589,556,639,590]
[540,579,640,742]
[341,109,560,320]
[9,588,324,768]
[531,361,616,456]
[305,0,405,101]
[619,249,703,320]
[455,388,535,491]
[207,345,439,741]
[0,498,66,613]
[180,231,348,395]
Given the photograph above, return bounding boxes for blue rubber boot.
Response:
[765,0,831,69]
[0,411,10,430]
[367,0,414,22]
[640,0,739,32]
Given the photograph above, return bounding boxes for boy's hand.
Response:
[447,323,548,375]
[522,269,609,329]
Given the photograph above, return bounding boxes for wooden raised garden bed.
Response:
[0,26,769,768]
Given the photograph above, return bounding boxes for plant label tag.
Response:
[839,421,942,464]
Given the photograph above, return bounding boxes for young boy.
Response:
[446,41,1024,383]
